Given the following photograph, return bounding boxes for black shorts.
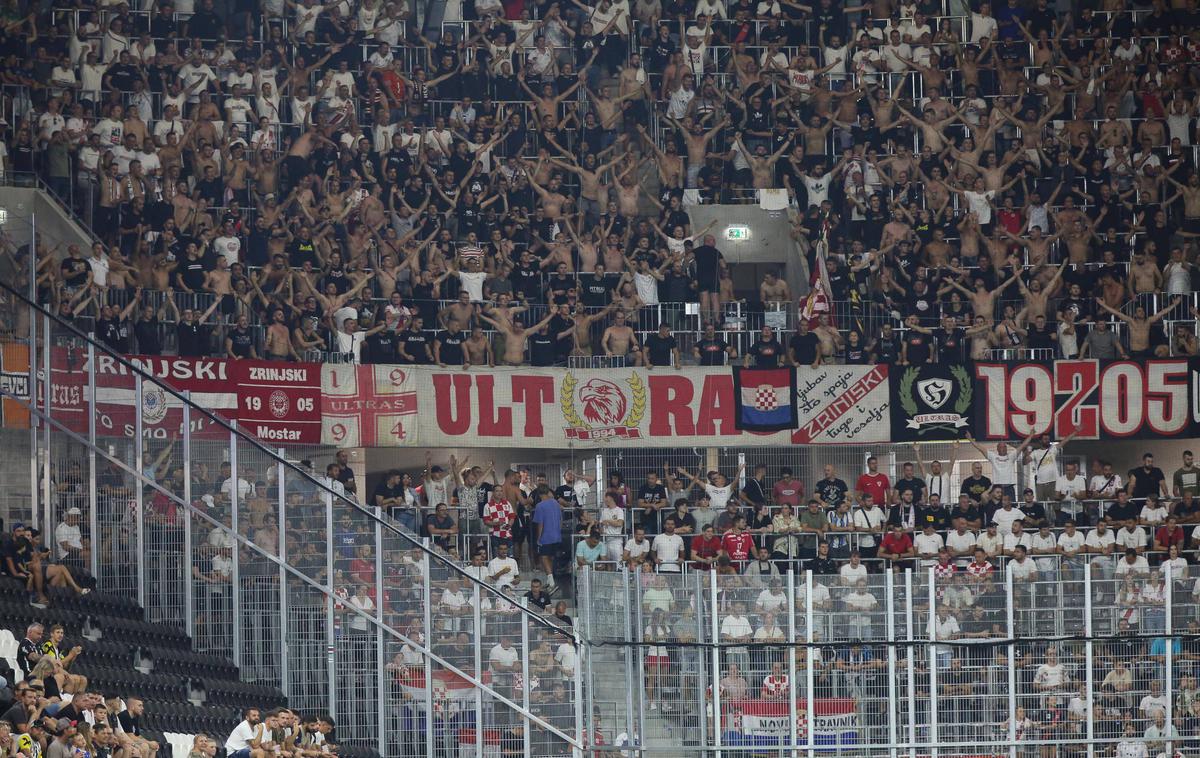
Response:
[696,275,719,294]
[537,542,561,557]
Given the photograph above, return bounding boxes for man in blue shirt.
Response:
[532,485,563,589]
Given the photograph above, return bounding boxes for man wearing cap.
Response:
[45,717,77,758]
[54,509,89,572]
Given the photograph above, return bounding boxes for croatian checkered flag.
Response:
[732,367,798,432]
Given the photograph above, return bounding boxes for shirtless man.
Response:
[1013,262,1066,320]
[479,311,556,366]
[813,314,843,360]
[439,290,476,329]
[1126,251,1163,299]
[734,132,793,189]
[526,171,570,220]
[1095,297,1181,357]
[1058,211,1104,265]
[518,68,584,130]
[601,309,643,365]
[264,306,298,360]
[759,271,790,308]
[1165,172,1200,232]
[463,326,493,367]
[571,301,620,356]
[637,125,684,190]
[564,217,608,270]
[966,315,997,360]
[670,115,730,188]
[942,269,1019,321]
[585,81,641,131]
[896,104,961,151]
[548,152,621,224]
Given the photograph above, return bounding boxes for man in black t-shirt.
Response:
[893,462,926,504]
[398,317,433,364]
[133,303,163,355]
[95,299,137,353]
[60,246,90,292]
[434,320,467,366]
[932,314,966,364]
[16,621,44,677]
[644,324,679,369]
[636,470,668,535]
[364,325,398,364]
[170,298,219,357]
[901,316,933,365]
[577,264,615,308]
[1128,453,1168,501]
[959,462,992,502]
[694,323,734,365]
[691,236,724,322]
[787,321,820,367]
[745,325,783,368]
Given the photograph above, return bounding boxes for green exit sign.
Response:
[725,225,750,240]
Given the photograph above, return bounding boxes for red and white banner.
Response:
[42,348,321,443]
[394,667,490,712]
[791,365,890,444]
[974,359,1198,441]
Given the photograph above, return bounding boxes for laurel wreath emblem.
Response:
[899,367,919,417]
[626,372,646,428]
[950,364,973,414]
[561,372,585,428]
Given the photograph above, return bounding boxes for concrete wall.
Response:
[683,204,810,298]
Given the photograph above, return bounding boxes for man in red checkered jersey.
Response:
[484,469,523,552]
[721,516,755,569]
[760,661,790,699]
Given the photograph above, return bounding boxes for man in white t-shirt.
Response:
[1088,460,1125,499]
[1002,521,1034,557]
[651,520,685,572]
[914,524,944,568]
[1114,548,1150,578]
[1054,461,1089,526]
[1029,431,1077,502]
[622,527,651,566]
[945,521,977,566]
[839,551,869,585]
[487,542,520,589]
[224,708,262,758]
[1115,520,1147,554]
[1032,648,1068,692]
[54,508,87,564]
[1084,523,1116,581]
[489,639,520,687]
[1030,525,1059,577]
[968,435,1029,500]
[1056,521,1085,582]
[990,500,1027,536]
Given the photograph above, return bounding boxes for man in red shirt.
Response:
[772,467,804,508]
[878,523,914,571]
[721,517,756,569]
[855,456,891,507]
[1153,516,1185,557]
[691,524,722,570]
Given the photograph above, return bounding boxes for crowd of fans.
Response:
[0,0,1198,365]
[0,622,163,758]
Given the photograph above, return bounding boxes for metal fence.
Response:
[0,265,585,757]
[580,560,1198,756]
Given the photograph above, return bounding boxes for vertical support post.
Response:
[134,375,146,614]
[633,569,646,744]
[927,568,938,758]
[229,426,241,669]
[623,567,636,743]
[573,625,584,758]
[905,570,916,758]
[1006,567,1017,758]
[325,479,337,722]
[521,598,531,758]
[1166,561,1175,751]
[374,507,385,758]
[87,340,98,579]
[422,539,434,758]
[27,215,37,532]
[1084,562,1094,758]
[182,396,193,638]
[787,569,798,758]
[41,311,51,534]
[584,568,596,752]
[805,570,815,758]
[277,450,289,697]
[710,568,722,758]
[736,452,747,489]
[886,570,898,758]
[473,583,484,758]
[696,570,708,753]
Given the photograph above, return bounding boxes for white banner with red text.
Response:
[319,364,893,448]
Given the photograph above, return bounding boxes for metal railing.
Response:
[0,234,584,756]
